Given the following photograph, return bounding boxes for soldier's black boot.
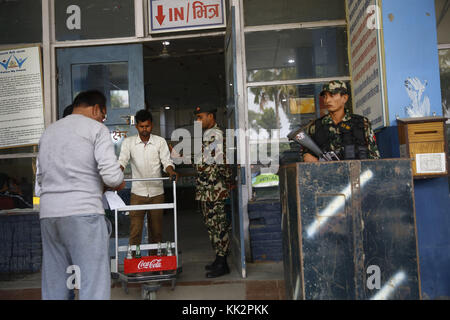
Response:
[206,255,229,278]
[205,255,220,271]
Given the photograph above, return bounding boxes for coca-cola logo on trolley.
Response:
[138,259,162,270]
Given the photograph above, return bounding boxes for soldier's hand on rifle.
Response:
[303,153,319,163]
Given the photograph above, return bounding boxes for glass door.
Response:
[56,44,145,158]
[225,6,246,278]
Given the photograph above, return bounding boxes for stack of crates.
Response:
[248,201,282,262]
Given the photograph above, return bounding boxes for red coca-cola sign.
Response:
[138,259,162,270]
[124,255,177,274]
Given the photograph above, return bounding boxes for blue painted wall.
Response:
[378,0,450,299]
[414,178,450,299]
[382,0,443,124]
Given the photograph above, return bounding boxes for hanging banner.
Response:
[346,0,387,130]
[149,0,226,33]
[0,46,45,149]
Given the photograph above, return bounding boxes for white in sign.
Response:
[149,0,225,33]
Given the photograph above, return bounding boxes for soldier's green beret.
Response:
[320,80,349,96]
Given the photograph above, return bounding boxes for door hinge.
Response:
[240,166,246,185]
[56,67,61,86]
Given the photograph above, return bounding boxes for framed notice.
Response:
[346,0,387,130]
[149,0,226,33]
[415,153,446,174]
[0,46,45,149]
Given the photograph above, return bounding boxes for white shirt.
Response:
[118,134,174,197]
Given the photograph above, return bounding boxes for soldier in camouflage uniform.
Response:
[300,81,380,161]
[194,105,233,278]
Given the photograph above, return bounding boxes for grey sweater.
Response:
[38,114,123,218]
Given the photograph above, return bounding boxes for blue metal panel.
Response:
[414,178,450,298]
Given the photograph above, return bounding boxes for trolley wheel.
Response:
[171,279,177,290]
[142,288,156,300]
[141,284,159,300]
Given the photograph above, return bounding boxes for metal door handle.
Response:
[120,115,135,125]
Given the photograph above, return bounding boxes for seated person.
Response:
[0,173,32,210]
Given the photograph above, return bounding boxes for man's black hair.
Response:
[72,90,106,109]
[135,109,153,123]
[63,104,73,117]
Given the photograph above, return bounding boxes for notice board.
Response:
[346,0,388,130]
[0,46,45,149]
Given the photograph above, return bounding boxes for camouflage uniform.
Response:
[194,123,232,257]
[300,109,381,160]
[300,81,381,160]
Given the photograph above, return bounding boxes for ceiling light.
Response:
[288,59,295,64]
[162,41,170,46]
[160,46,170,58]
[164,106,171,110]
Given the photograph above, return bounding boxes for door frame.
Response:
[225,3,249,278]
[45,0,252,277]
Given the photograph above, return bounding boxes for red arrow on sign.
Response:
[155,5,165,25]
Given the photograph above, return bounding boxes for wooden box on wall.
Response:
[397,117,449,179]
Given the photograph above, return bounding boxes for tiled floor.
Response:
[0,209,285,300]
[0,262,285,300]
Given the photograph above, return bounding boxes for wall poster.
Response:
[346,0,388,130]
[0,46,45,149]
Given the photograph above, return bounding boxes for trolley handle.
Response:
[124,177,175,182]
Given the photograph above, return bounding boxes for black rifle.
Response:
[287,128,340,161]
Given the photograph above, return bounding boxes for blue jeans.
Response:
[40,214,111,300]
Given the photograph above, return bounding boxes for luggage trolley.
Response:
[111,177,181,300]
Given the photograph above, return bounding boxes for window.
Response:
[71,62,130,109]
[0,146,37,211]
[246,27,349,82]
[243,0,346,27]
[436,0,450,45]
[0,0,42,45]
[243,0,349,200]
[438,49,450,190]
[55,0,135,41]
[439,49,450,119]
[247,82,351,200]
[436,0,450,189]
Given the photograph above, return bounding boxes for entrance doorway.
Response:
[142,36,229,278]
[55,34,246,279]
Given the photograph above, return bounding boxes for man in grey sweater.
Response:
[37,90,125,300]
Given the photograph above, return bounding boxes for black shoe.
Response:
[206,256,230,278]
[204,255,220,271]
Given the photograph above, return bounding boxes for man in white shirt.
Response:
[118,109,178,251]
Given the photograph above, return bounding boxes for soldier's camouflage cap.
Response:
[320,80,349,96]
[193,105,217,115]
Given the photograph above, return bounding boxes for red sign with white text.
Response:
[124,255,177,274]
[150,0,225,33]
